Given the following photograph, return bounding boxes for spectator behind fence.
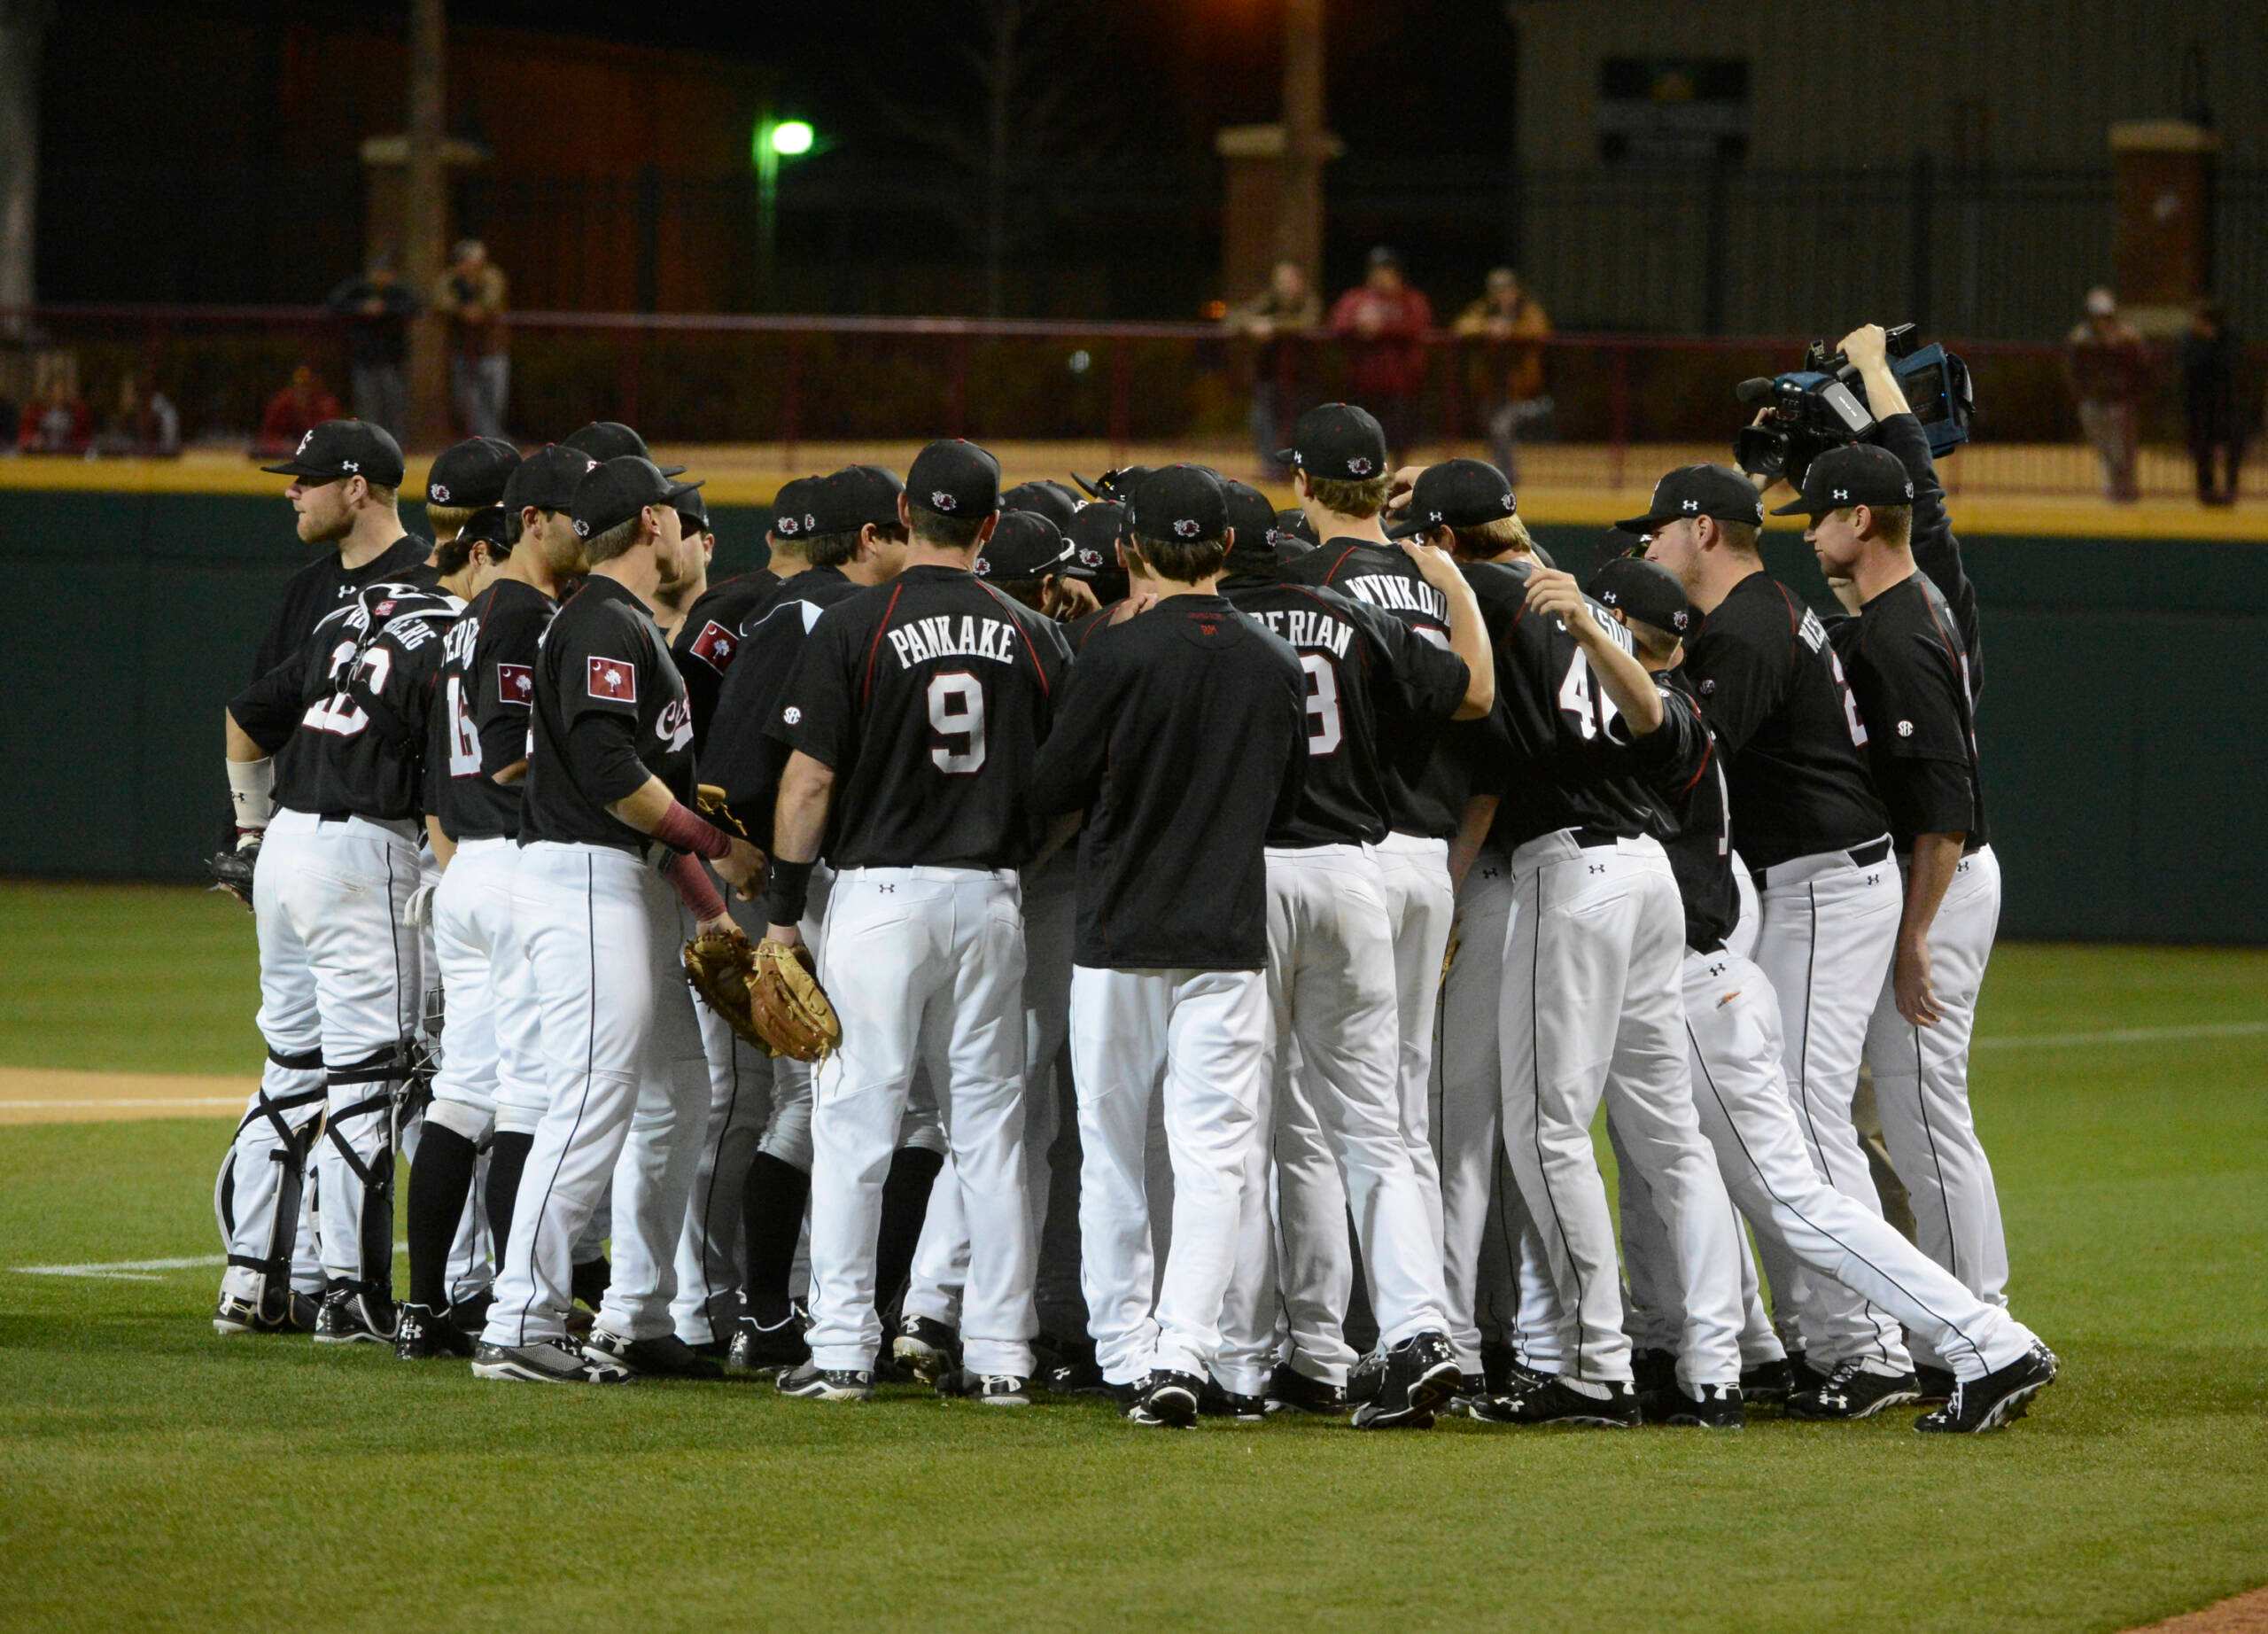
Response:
[432,237,510,439]
[1223,258,1322,475]
[1453,267,1553,483]
[93,376,181,457]
[255,365,343,459]
[1329,245,1433,461]
[2179,300,2243,507]
[327,251,418,439]
[2063,286,2149,503]
[17,376,93,455]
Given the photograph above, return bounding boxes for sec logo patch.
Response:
[783,705,803,725]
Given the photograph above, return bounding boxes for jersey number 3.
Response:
[928,671,986,774]
[1299,654,1344,756]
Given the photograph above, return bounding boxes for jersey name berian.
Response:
[886,613,1021,670]
[1247,606,1353,657]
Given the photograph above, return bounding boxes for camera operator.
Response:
[1795,323,2015,1404]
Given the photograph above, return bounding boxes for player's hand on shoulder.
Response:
[1042,575,1100,621]
[1108,588,1159,626]
[715,835,766,898]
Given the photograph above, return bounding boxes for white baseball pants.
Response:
[1218,845,1452,1395]
[1865,845,2012,1366]
[1072,965,1269,1385]
[1497,831,1744,1390]
[1367,831,1455,1261]
[429,837,548,1139]
[1750,839,1908,1373]
[904,860,1076,1332]
[483,842,706,1347]
[804,867,1034,1378]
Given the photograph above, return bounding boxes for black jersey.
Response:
[1876,411,1982,703]
[429,578,556,843]
[240,535,437,744]
[1277,537,1464,838]
[1030,595,1307,970]
[1644,668,1738,952]
[768,564,1071,870]
[258,583,461,823]
[669,570,783,755]
[1834,572,1988,853]
[520,576,695,855]
[1464,558,1705,851]
[1682,570,1889,870]
[1221,570,1469,847]
[702,567,865,850]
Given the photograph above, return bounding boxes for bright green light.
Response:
[770,121,814,157]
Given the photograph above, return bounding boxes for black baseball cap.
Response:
[975,511,1070,582]
[1064,501,1124,582]
[907,439,1001,521]
[563,420,687,478]
[260,419,406,488]
[502,444,598,514]
[767,475,826,542]
[812,464,905,535]
[1278,402,1391,481]
[457,504,513,552]
[1385,458,1518,540]
[1127,463,1228,545]
[1613,463,1766,534]
[674,486,711,533]
[1270,507,1319,550]
[1001,479,1080,533]
[423,436,520,508]
[1589,556,1697,642]
[1769,443,1918,517]
[571,455,702,541]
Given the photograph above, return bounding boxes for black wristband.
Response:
[764,858,815,929]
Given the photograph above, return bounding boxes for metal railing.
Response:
[2,305,2256,499]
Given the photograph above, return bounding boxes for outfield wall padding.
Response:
[4,492,2261,944]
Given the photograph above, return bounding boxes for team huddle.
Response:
[205,322,2056,1436]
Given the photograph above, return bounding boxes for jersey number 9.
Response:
[928,671,986,774]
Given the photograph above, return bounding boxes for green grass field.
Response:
[2,883,2265,1631]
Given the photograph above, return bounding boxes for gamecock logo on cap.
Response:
[932,490,958,512]
[1173,518,1199,538]
[574,518,591,537]
[777,516,799,535]
[1347,456,1373,476]
[430,484,450,503]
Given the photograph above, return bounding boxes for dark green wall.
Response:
[4,493,2262,944]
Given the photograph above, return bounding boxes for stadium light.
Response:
[770,120,814,157]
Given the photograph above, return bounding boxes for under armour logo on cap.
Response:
[1682,499,1700,511]
[1834,489,1850,501]
[341,460,359,473]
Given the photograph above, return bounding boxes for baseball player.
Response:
[398,446,595,1360]
[666,488,781,757]
[420,435,521,559]
[563,419,685,472]
[221,569,465,1343]
[1596,552,2057,1432]
[1635,463,1912,1412]
[474,455,763,1385]
[1214,474,1491,1427]
[674,466,917,1366]
[1793,334,2031,1412]
[1275,405,1464,1395]
[1401,471,1746,1427]
[1029,464,1310,1428]
[211,420,435,1338]
[759,439,1069,1406]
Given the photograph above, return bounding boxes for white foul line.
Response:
[0,1099,245,1111]
[13,1243,410,1280]
[1975,1020,2268,1050]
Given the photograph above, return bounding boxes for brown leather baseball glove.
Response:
[748,938,842,1062]
[682,926,765,1048]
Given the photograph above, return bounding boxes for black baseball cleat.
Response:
[1110,1380,1146,1416]
[727,1313,811,1375]
[1127,1370,1202,1428]
[214,1288,319,1336]
[472,1338,634,1385]
[1480,1338,1523,1397]
[892,1315,960,1386]
[1449,1373,1488,1413]
[1787,1359,1922,1421]
[1631,1347,1679,1397]
[584,1327,725,1380]
[1471,1376,1641,1428]
[1198,1376,1267,1422]
[1915,1345,2057,1435]
[1346,1348,1386,1405]
[1740,1356,1796,1406]
[1263,1363,1348,1417]
[394,1303,476,1360]
[1353,1331,1460,1429]
[776,1361,875,1402]
[962,1373,1032,1407]
[447,1289,495,1336]
[1659,1383,1746,1429]
[1046,1343,1111,1397]
[1912,1364,1959,1405]
[312,1283,397,1346]
[1787,1350,1828,1396]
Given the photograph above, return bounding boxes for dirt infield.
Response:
[2132,1589,2268,1632]
[0,1068,252,1124]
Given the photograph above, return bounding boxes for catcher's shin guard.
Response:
[320,1041,409,1302]
[215,1047,325,1322]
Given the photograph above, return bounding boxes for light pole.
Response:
[754,113,814,307]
